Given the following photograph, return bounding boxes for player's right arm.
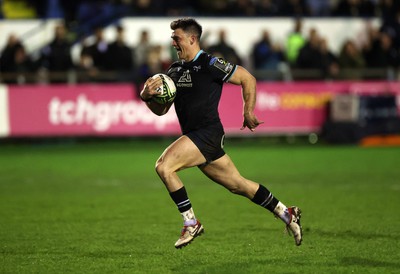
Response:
[228,65,264,131]
[140,77,173,116]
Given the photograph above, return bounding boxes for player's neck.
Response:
[183,48,201,62]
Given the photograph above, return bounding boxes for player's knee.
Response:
[155,159,163,175]
[155,158,170,179]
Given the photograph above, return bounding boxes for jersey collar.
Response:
[192,50,203,62]
[182,50,203,64]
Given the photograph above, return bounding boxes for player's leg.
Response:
[199,154,302,246]
[156,135,206,192]
[155,135,206,248]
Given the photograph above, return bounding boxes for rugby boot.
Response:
[174,220,204,249]
[286,206,303,246]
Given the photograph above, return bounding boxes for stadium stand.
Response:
[0,0,399,84]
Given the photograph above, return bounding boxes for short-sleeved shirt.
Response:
[167,50,237,134]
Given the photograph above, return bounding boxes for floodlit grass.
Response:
[0,139,399,273]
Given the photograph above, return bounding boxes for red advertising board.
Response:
[1,81,399,137]
[7,84,181,136]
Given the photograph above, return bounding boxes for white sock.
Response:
[273,201,291,224]
[181,208,197,226]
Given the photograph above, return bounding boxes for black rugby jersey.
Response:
[167,50,237,134]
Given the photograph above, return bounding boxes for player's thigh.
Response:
[157,135,207,172]
[199,154,258,196]
[199,154,241,185]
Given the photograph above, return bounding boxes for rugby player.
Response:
[140,18,302,249]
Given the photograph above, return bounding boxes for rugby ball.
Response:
[152,73,177,104]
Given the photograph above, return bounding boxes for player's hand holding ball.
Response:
[140,74,177,104]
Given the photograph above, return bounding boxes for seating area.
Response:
[0,0,399,85]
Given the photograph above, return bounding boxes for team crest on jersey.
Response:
[178,70,191,82]
[177,70,193,87]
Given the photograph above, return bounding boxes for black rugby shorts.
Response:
[185,123,226,166]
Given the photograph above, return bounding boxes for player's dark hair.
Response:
[170,18,202,41]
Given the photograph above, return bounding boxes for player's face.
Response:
[171,29,193,61]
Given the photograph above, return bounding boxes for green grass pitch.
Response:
[1,138,399,273]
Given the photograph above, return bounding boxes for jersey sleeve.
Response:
[207,55,237,83]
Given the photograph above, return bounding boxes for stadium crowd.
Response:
[1,0,398,20]
[0,0,400,85]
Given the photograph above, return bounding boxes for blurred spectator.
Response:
[135,44,169,93]
[132,30,171,92]
[40,24,74,82]
[362,24,381,63]
[0,0,388,19]
[285,19,306,66]
[30,0,47,18]
[252,29,284,70]
[77,37,98,82]
[134,30,152,69]
[202,0,230,15]
[277,0,310,17]
[255,0,279,16]
[12,45,36,79]
[1,34,23,74]
[1,1,394,85]
[1,0,37,19]
[134,29,153,86]
[380,4,400,49]
[59,2,80,27]
[363,30,400,69]
[378,0,400,23]
[74,1,127,39]
[77,26,111,83]
[146,45,169,76]
[0,34,36,83]
[338,39,366,79]
[164,0,196,16]
[332,0,377,17]
[192,0,211,16]
[108,25,134,81]
[306,0,331,16]
[319,38,340,78]
[226,0,256,16]
[130,0,164,16]
[82,27,110,71]
[296,28,322,69]
[295,28,340,79]
[207,29,242,65]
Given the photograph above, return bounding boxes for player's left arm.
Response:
[228,66,264,131]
